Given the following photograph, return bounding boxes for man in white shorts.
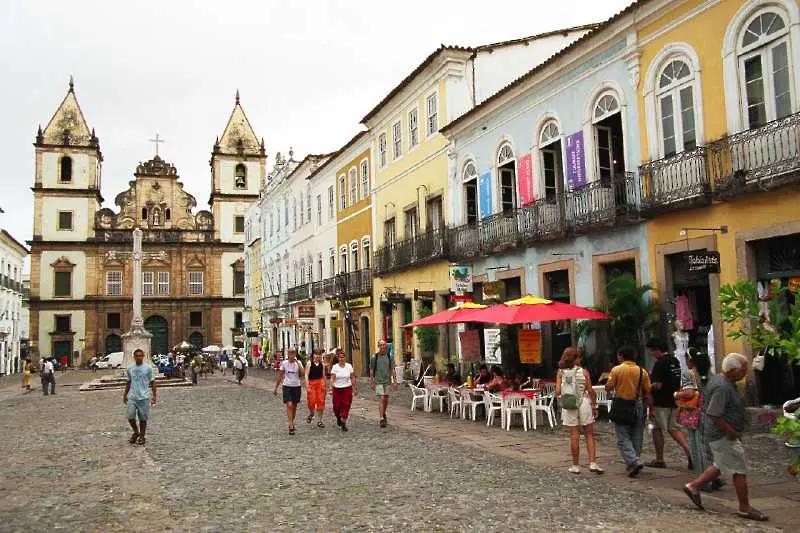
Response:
[370,340,397,428]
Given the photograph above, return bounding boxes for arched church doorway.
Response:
[144,315,169,356]
[105,334,122,354]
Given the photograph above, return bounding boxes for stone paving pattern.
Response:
[0,370,792,532]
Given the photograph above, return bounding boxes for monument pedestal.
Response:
[121,325,152,375]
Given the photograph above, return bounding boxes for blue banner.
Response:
[479,171,492,219]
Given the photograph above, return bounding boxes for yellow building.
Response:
[635,0,800,374]
[244,231,262,357]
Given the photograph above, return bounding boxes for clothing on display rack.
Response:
[673,329,689,373]
[675,293,694,331]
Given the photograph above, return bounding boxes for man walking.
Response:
[123,349,157,446]
[645,338,693,469]
[605,346,653,477]
[683,353,768,521]
[42,357,56,396]
[370,339,398,428]
[219,350,229,376]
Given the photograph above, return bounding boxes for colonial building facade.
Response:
[0,230,28,375]
[28,82,257,363]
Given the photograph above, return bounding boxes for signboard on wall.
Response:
[517,153,534,206]
[687,251,720,273]
[449,264,473,296]
[458,329,481,363]
[479,171,493,219]
[298,305,316,318]
[331,296,372,311]
[518,329,542,365]
[484,328,502,365]
[565,131,586,190]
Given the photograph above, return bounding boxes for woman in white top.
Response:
[273,349,305,435]
[555,347,603,475]
[329,348,358,432]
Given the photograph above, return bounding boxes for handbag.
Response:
[610,367,643,426]
[675,370,700,410]
[676,370,701,429]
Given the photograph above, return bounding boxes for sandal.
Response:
[683,485,703,510]
[317,421,325,428]
[289,427,295,435]
[136,435,146,446]
[129,432,139,444]
[737,508,768,521]
[645,460,667,469]
[306,414,313,424]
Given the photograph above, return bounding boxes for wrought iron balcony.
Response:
[517,197,567,244]
[709,111,800,200]
[373,229,446,276]
[566,173,640,233]
[447,223,481,260]
[335,269,372,297]
[638,146,711,216]
[480,211,520,254]
[287,283,311,303]
[278,292,288,307]
[258,295,279,310]
[311,280,324,299]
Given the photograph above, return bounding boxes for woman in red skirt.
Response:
[305,349,327,427]
[329,348,358,432]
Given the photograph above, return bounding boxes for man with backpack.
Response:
[370,339,398,428]
[646,338,692,469]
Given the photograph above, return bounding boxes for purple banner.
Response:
[565,130,586,190]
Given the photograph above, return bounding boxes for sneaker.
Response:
[568,465,581,474]
[379,418,387,428]
[628,463,644,478]
[589,462,604,474]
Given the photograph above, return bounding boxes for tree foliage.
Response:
[414,305,439,355]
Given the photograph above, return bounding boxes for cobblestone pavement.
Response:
[0,371,786,532]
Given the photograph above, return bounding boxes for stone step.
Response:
[79,375,192,391]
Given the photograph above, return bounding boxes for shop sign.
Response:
[458,329,480,363]
[449,264,473,296]
[284,318,298,326]
[269,318,283,325]
[246,331,259,338]
[331,296,372,311]
[414,289,435,301]
[386,293,407,304]
[330,319,343,328]
[484,328,502,365]
[298,305,316,319]
[687,251,720,273]
[518,329,541,365]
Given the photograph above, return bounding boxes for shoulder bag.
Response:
[609,367,643,426]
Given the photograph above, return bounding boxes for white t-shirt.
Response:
[330,363,354,388]
[279,360,303,387]
[44,361,55,375]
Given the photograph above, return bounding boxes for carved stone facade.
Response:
[28,82,262,363]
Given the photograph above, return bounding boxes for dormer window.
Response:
[235,164,247,189]
[60,156,72,182]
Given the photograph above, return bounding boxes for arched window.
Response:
[234,164,247,189]
[591,91,625,186]
[60,156,73,182]
[737,9,792,128]
[165,208,171,221]
[462,161,479,225]
[142,207,148,220]
[362,237,371,270]
[350,241,359,272]
[496,142,516,213]
[360,160,369,199]
[538,120,563,203]
[656,59,698,157]
[349,168,358,204]
[339,246,348,274]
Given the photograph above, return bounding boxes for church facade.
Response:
[28,81,262,364]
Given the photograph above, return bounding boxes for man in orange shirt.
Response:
[606,346,654,477]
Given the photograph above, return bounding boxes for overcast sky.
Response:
[0,0,631,261]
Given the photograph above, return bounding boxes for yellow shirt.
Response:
[607,361,652,401]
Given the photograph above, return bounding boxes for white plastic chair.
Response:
[448,387,462,418]
[409,383,428,411]
[531,393,556,429]
[461,389,484,422]
[483,391,504,427]
[428,387,447,413]
[541,382,556,396]
[504,393,531,431]
[593,386,612,416]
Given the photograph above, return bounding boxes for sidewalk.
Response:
[351,381,798,531]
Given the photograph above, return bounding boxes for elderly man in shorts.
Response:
[124,349,157,446]
[370,339,398,428]
[683,353,768,522]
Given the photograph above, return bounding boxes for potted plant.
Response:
[414,306,440,378]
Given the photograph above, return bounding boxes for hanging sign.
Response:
[517,153,534,206]
[449,264,473,296]
[297,305,316,319]
[565,131,586,190]
[484,328,502,364]
[687,251,720,273]
[479,171,493,219]
[518,329,542,365]
[458,329,481,363]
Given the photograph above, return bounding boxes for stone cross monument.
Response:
[105,227,167,372]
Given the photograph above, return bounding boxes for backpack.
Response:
[560,367,585,410]
[370,353,393,376]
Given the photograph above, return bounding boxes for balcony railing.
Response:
[638,146,710,216]
[311,277,338,299]
[287,283,311,303]
[278,292,288,307]
[374,229,446,276]
[258,295,279,309]
[481,211,519,254]
[447,223,481,259]
[566,172,640,232]
[709,111,800,199]
[335,269,372,296]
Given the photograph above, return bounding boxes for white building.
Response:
[0,230,29,375]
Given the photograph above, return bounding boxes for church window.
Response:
[107,313,121,329]
[106,271,122,296]
[142,271,154,296]
[234,215,245,234]
[188,271,204,295]
[142,208,148,220]
[54,314,71,333]
[233,269,245,296]
[157,272,169,295]
[165,208,171,221]
[190,311,203,327]
[59,156,73,182]
[235,164,247,189]
[57,211,73,231]
[54,271,72,298]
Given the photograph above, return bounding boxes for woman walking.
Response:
[21,357,32,392]
[329,349,358,432]
[676,348,720,491]
[555,347,603,475]
[273,349,304,435]
[305,349,327,428]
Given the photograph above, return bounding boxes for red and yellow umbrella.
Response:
[402,301,487,328]
[469,295,609,325]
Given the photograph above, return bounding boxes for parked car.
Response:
[95,351,124,369]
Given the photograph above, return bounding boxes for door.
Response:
[144,315,169,356]
[105,334,122,355]
[52,340,72,366]
[361,316,371,376]
[188,332,204,350]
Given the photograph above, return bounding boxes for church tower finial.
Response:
[69,75,74,93]
[235,89,240,105]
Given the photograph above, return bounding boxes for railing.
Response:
[258,295,278,309]
[709,111,800,198]
[287,283,311,303]
[447,223,480,259]
[278,292,288,307]
[517,197,566,244]
[311,280,324,299]
[480,211,519,253]
[638,146,710,216]
[566,172,640,232]
[373,229,446,276]
[336,269,372,296]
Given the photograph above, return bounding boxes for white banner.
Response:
[484,328,502,365]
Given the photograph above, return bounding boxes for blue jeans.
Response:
[614,403,644,469]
